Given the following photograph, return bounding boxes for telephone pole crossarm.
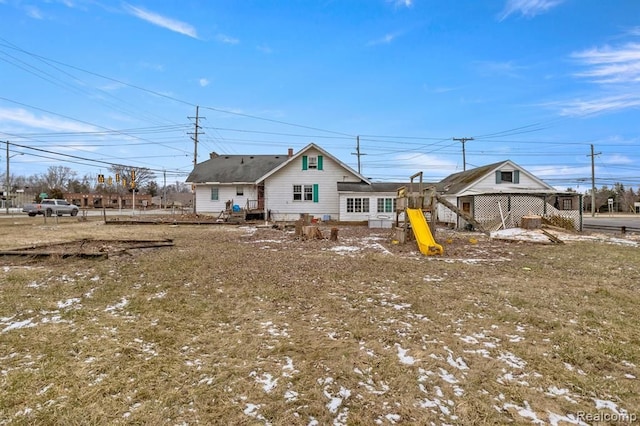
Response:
[453,137,474,171]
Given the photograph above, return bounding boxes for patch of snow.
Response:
[547,412,589,426]
[284,389,298,402]
[57,298,81,309]
[594,398,628,415]
[251,372,278,393]
[330,246,360,255]
[446,353,469,371]
[438,368,458,384]
[498,351,526,369]
[395,345,416,365]
[325,386,351,414]
[105,298,128,312]
[2,318,35,333]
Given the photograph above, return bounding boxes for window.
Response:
[302,155,323,170]
[495,170,520,184]
[308,156,318,169]
[377,198,395,213]
[562,199,572,210]
[236,186,244,196]
[304,185,313,201]
[211,187,219,201]
[293,185,302,201]
[293,184,318,202]
[347,197,370,213]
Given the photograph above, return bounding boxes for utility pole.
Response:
[162,169,167,210]
[453,137,474,171]
[188,106,205,214]
[5,141,8,215]
[587,144,601,217]
[351,136,367,174]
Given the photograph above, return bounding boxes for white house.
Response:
[435,160,583,230]
[185,143,370,222]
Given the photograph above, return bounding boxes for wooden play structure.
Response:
[393,172,492,256]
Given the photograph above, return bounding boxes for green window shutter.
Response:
[302,155,308,170]
[495,171,502,184]
[317,155,323,170]
[313,184,319,203]
[514,170,520,184]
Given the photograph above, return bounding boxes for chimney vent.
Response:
[288,148,294,158]
[210,152,219,159]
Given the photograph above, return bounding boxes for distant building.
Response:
[65,192,152,209]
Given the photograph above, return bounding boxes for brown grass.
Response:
[0,216,639,425]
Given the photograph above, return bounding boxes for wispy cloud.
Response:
[257,44,273,54]
[394,153,458,172]
[553,94,640,117]
[25,5,44,19]
[571,42,640,84]
[474,60,526,78]
[499,0,565,21]
[215,34,239,45]
[0,108,100,133]
[199,78,210,87]
[387,0,413,8]
[123,4,198,39]
[367,32,402,46]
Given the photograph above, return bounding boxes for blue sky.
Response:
[1,0,639,191]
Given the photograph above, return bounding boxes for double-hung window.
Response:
[377,198,395,213]
[293,184,319,202]
[211,187,219,201]
[347,197,369,213]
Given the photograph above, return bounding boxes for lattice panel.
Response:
[472,194,582,231]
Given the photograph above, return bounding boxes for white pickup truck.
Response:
[22,199,80,217]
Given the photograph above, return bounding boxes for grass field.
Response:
[0,217,638,425]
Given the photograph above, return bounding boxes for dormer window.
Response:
[496,170,520,184]
[302,155,323,170]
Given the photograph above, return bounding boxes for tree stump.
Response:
[302,226,323,240]
[521,215,542,229]
[330,227,339,241]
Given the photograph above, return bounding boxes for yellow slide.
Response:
[406,208,444,256]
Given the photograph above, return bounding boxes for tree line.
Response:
[581,183,639,213]
[2,165,191,201]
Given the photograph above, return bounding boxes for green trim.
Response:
[313,184,319,203]
[302,155,308,170]
[317,155,323,170]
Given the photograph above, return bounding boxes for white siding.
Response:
[458,167,550,196]
[338,193,398,222]
[195,184,257,213]
[265,148,360,221]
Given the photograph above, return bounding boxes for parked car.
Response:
[22,199,80,217]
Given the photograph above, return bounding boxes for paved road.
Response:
[583,214,640,229]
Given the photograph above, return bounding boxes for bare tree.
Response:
[40,166,77,192]
[108,166,156,194]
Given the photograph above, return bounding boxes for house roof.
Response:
[437,161,506,194]
[437,160,555,194]
[185,154,289,184]
[186,143,369,185]
[260,143,370,184]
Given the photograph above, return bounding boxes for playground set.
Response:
[393,172,490,256]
